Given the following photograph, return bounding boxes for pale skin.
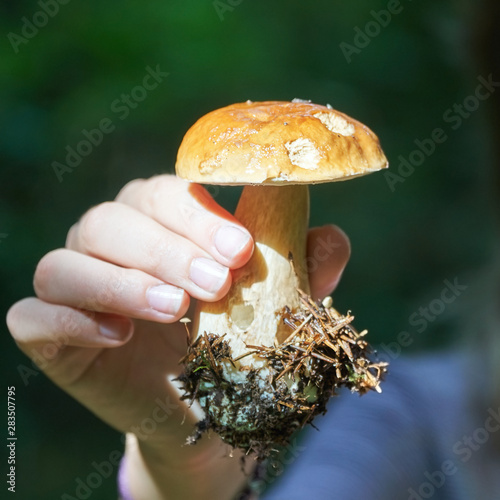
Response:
[6,174,351,500]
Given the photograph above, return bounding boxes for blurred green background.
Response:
[1,0,498,498]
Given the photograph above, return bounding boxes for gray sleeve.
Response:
[260,357,466,500]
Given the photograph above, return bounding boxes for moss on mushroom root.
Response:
[177,290,387,459]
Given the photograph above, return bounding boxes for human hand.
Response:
[6,174,350,500]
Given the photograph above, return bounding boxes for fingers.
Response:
[116,176,254,268]
[33,249,190,322]
[7,297,134,386]
[66,202,232,302]
[60,175,347,316]
[307,225,351,300]
[7,297,133,352]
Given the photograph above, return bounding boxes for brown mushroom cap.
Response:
[176,100,388,185]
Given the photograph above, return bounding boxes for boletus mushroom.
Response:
[175,99,388,457]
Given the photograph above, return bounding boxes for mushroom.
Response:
[175,100,388,456]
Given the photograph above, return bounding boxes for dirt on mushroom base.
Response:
[177,290,388,459]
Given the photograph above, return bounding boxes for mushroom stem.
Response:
[192,184,310,364]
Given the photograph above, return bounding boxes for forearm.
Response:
[123,433,251,500]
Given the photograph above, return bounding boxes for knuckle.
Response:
[178,202,198,228]
[143,175,173,214]
[143,175,186,213]
[53,308,80,342]
[33,249,63,298]
[78,202,116,253]
[85,267,128,311]
[143,177,162,214]
[96,269,124,307]
[178,184,213,229]
[115,178,146,203]
[142,234,170,277]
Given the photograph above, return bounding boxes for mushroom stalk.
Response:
[192,184,310,363]
[176,100,388,455]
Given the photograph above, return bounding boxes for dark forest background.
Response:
[1,0,499,498]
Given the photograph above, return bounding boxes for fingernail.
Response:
[214,226,252,260]
[190,257,229,293]
[99,316,132,341]
[146,284,184,315]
